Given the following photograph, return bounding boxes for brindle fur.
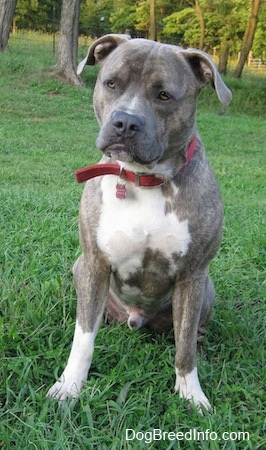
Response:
[47,34,232,412]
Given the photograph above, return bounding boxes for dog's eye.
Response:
[158,91,170,100]
[106,80,115,89]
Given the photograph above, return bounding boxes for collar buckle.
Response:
[135,172,144,187]
[119,166,124,179]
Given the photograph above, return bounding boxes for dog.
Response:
[47,34,232,413]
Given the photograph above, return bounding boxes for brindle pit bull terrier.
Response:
[47,34,232,413]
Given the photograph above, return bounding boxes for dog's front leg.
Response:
[173,271,212,413]
[47,253,110,400]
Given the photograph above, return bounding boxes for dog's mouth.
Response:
[103,144,134,162]
[102,143,159,166]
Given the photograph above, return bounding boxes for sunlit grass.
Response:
[0,32,265,449]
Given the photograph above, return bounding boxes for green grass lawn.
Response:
[0,33,265,449]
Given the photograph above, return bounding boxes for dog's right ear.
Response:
[77,34,131,75]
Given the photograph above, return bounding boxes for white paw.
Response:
[175,367,212,414]
[46,374,84,400]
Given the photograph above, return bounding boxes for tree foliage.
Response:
[15,0,62,31]
[10,0,265,61]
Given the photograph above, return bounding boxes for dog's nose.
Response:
[112,111,143,138]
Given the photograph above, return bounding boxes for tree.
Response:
[149,0,156,40]
[54,0,83,86]
[208,0,238,74]
[195,0,205,50]
[162,0,261,75]
[0,0,17,51]
[234,0,262,78]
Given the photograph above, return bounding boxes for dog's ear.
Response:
[77,34,131,75]
[180,49,232,105]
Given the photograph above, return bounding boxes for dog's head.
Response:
[78,35,232,173]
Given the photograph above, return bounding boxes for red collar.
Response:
[75,137,197,186]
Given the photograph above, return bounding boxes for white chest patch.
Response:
[97,176,191,279]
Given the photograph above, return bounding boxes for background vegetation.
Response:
[13,0,266,59]
[0,33,265,449]
[0,1,263,85]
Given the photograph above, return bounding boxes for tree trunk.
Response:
[234,0,262,78]
[0,0,17,52]
[54,0,83,87]
[195,0,204,50]
[149,0,156,41]
[218,42,230,74]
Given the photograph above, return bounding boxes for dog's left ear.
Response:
[180,49,232,105]
[77,34,131,75]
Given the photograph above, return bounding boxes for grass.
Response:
[0,32,265,449]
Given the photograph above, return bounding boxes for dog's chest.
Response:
[97,176,191,282]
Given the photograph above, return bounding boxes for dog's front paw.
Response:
[175,367,212,414]
[46,374,84,400]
